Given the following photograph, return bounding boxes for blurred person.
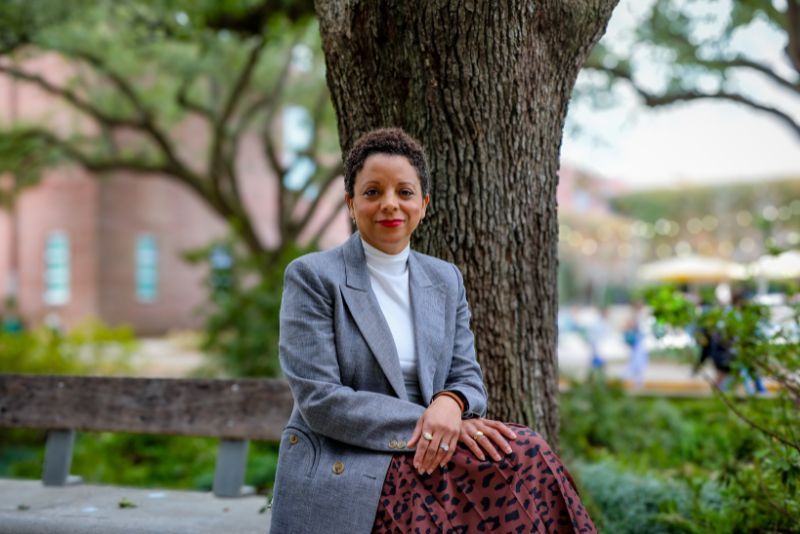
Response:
[725,291,767,395]
[693,295,732,388]
[587,306,610,370]
[625,301,649,389]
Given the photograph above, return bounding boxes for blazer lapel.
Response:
[340,234,408,400]
[408,252,445,404]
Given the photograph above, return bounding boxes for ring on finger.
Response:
[423,431,434,441]
[439,443,449,452]
[473,431,484,440]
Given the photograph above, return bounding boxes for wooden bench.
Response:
[0,374,293,498]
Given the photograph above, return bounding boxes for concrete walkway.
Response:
[561,360,780,396]
[0,479,269,534]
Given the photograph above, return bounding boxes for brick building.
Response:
[0,56,349,334]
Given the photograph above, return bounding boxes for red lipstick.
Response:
[378,219,403,227]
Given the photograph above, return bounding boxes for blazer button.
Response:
[397,440,407,449]
[288,434,298,445]
[332,461,345,475]
[389,440,398,449]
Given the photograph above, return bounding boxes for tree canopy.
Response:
[0,0,339,267]
[581,0,800,138]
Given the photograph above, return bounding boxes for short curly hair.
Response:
[343,128,430,197]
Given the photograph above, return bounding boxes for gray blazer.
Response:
[269,232,487,534]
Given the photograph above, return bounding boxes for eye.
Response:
[363,188,379,197]
[399,189,415,197]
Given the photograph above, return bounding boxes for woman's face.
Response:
[346,154,430,255]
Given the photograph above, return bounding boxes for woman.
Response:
[270,128,595,534]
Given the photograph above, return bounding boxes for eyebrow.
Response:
[358,180,419,189]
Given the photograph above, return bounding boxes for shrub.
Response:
[0,319,136,375]
[186,239,311,378]
[572,460,724,534]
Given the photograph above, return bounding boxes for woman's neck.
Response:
[361,238,409,276]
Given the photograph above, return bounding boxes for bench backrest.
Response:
[0,374,294,440]
[0,374,295,497]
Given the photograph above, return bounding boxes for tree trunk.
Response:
[316,0,617,446]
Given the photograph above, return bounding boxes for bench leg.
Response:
[213,438,253,498]
[43,430,81,486]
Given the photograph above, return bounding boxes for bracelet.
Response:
[434,390,465,413]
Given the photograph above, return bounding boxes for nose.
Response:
[380,191,399,212]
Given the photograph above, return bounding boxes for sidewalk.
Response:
[0,479,269,534]
[560,359,780,397]
[605,360,713,395]
[129,337,207,378]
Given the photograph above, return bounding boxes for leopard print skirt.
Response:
[372,424,596,533]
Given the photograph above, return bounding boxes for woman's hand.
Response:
[460,419,517,462]
[407,396,462,474]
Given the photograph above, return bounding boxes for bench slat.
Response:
[0,375,293,440]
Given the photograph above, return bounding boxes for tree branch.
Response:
[66,48,192,179]
[231,36,297,141]
[262,129,287,178]
[294,162,343,237]
[786,0,800,73]
[295,87,331,163]
[12,46,197,184]
[0,62,142,129]
[16,127,210,201]
[176,75,215,120]
[306,194,347,250]
[210,35,266,185]
[69,49,150,120]
[204,0,315,35]
[647,91,800,138]
[711,380,800,452]
[723,56,800,94]
[585,62,800,138]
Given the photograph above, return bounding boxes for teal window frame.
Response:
[44,232,70,306]
[135,234,159,303]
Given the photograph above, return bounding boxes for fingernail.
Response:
[478,455,485,461]
[511,433,517,439]
[504,447,512,454]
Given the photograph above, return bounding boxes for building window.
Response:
[44,232,70,305]
[282,105,316,194]
[135,234,159,303]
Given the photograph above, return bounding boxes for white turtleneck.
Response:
[361,239,423,404]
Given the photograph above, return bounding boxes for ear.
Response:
[344,193,354,217]
[421,194,430,218]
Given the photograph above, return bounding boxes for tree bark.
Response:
[316,0,617,446]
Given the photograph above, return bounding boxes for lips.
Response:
[377,219,404,227]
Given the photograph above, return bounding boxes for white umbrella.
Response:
[749,250,800,280]
[638,255,747,284]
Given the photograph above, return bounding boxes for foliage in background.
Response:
[0,0,341,278]
[562,375,800,533]
[185,237,311,377]
[0,315,278,497]
[642,282,800,530]
[0,428,279,495]
[610,179,800,229]
[581,0,800,139]
[0,0,348,375]
[0,320,136,375]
